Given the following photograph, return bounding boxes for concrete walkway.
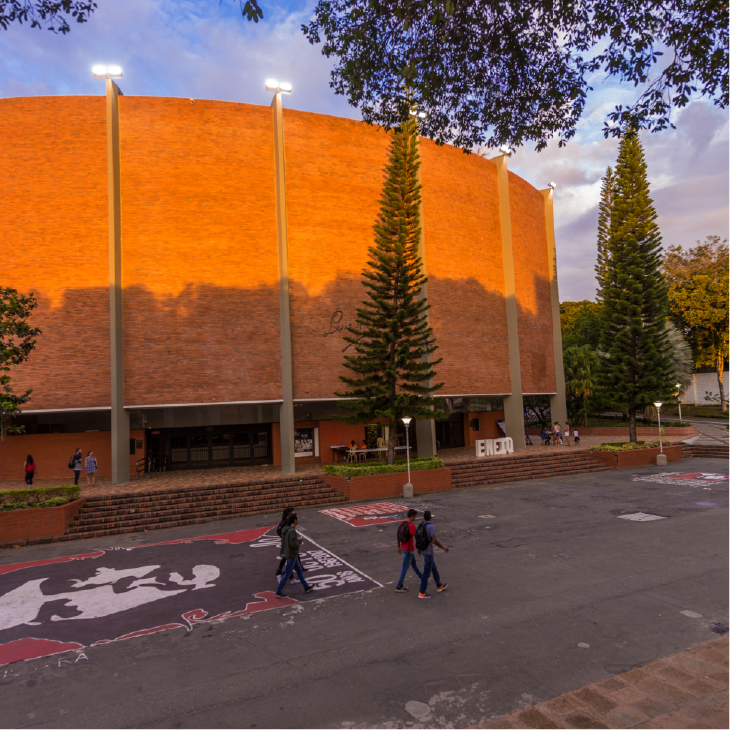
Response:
[476,635,728,729]
[0,434,643,497]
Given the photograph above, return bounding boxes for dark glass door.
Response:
[435,413,466,449]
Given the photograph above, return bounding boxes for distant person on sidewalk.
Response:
[23,455,36,486]
[552,422,562,445]
[276,513,314,598]
[573,428,580,446]
[416,510,448,599]
[564,423,571,446]
[71,448,83,486]
[85,451,98,486]
[395,508,423,593]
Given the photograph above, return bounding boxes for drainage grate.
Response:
[617,512,667,522]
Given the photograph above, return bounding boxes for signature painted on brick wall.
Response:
[323,310,364,352]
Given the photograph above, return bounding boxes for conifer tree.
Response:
[595,167,617,300]
[595,134,675,442]
[336,115,444,464]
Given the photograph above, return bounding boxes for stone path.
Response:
[680,419,729,449]
[475,635,728,729]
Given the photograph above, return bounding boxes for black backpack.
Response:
[414,521,431,551]
[276,520,286,537]
[396,520,411,545]
[68,455,75,469]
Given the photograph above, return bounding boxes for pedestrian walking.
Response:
[564,422,571,446]
[416,510,448,599]
[395,508,423,593]
[85,450,98,486]
[275,507,294,581]
[23,455,36,486]
[69,448,83,486]
[573,428,580,446]
[276,513,314,598]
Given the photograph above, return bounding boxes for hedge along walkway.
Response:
[474,635,728,729]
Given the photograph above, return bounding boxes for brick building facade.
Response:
[0,92,566,481]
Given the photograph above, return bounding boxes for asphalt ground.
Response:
[0,458,727,729]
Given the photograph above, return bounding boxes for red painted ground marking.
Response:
[134,526,273,548]
[321,502,414,527]
[0,552,105,577]
[0,637,83,666]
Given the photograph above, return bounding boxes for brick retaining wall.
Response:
[325,468,452,502]
[0,499,86,542]
[587,445,683,469]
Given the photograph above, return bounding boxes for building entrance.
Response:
[435,412,466,449]
[146,424,273,471]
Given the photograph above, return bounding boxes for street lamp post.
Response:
[654,401,666,465]
[676,383,682,422]
[402,417,413,499]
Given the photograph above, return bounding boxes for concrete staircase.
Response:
[449,449,610,489]
[682,444,729,460]
[2,476,347,548]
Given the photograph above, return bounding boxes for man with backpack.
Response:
[416,510,448,599]
[395,508,423,593]
[276,513,314,598]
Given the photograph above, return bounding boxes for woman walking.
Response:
[23,455,36,485]
[72,448,83,486]
[85,450,98,486]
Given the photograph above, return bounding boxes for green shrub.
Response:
[0,485,79,511]
[324,456,444,477]
[590,440,673,452]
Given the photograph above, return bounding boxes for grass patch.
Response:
[590,439,673,452]
[0,485,79,511]
[324,456,444,477]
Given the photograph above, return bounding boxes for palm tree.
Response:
[564,345,599,427]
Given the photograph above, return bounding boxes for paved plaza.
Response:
[0,457,726,728]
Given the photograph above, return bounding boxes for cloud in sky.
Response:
[1,0,726,302]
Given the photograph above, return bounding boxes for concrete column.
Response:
[414,154,437,458]
[493,154,526,451]
[541,188,568,427]
[106,79,130,484]
[272,92,296,473]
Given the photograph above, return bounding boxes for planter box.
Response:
[526,426,698,437]
[0,499,86,543]
[588,445,683,469]
[325,468,451,502]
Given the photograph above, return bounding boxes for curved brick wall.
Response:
[1,96,556,410]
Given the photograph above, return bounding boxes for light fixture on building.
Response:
[548,181,557,189]
[499,145,514,157]
[265,79,292,94]
[92,65,123,79]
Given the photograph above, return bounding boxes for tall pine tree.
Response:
[336,115,444,464]
[595,134,675,442]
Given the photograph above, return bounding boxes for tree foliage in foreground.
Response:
[336,115,445,465]
[0,1,95,32]
[302,0,728,150]
[0,287,41,441]
[663,236,729,412]
[594,133,675,442]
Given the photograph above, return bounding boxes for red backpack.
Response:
[396,520,411,545]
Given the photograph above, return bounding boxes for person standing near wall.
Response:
[71,448,83,486]
[85,451,98,486]
[564,423,571,446]
[23,455,36,486]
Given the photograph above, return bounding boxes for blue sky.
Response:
[1,0,727,301]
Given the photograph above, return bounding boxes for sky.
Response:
[1,0,727,302]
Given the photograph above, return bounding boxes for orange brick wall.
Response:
[509,172,556,394]
[283,110,392,400]
[325,467,451,501]
[119,97,282,406]
[0,498,87,542]
[419,141,511,395]
[0,96,110,410]
[0,430,145,481]
[463,411,505,447]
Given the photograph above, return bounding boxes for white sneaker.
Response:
[291,578,300,583]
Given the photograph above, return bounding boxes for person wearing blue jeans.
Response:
[395,509,423,593]
[417,510,449,599]
[276,513,315,598]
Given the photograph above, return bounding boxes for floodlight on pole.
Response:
[265,79,292,94]
[402,416,413,498]
[499,145,514,157]
[548,181,557,189]
[92,65,123,79]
